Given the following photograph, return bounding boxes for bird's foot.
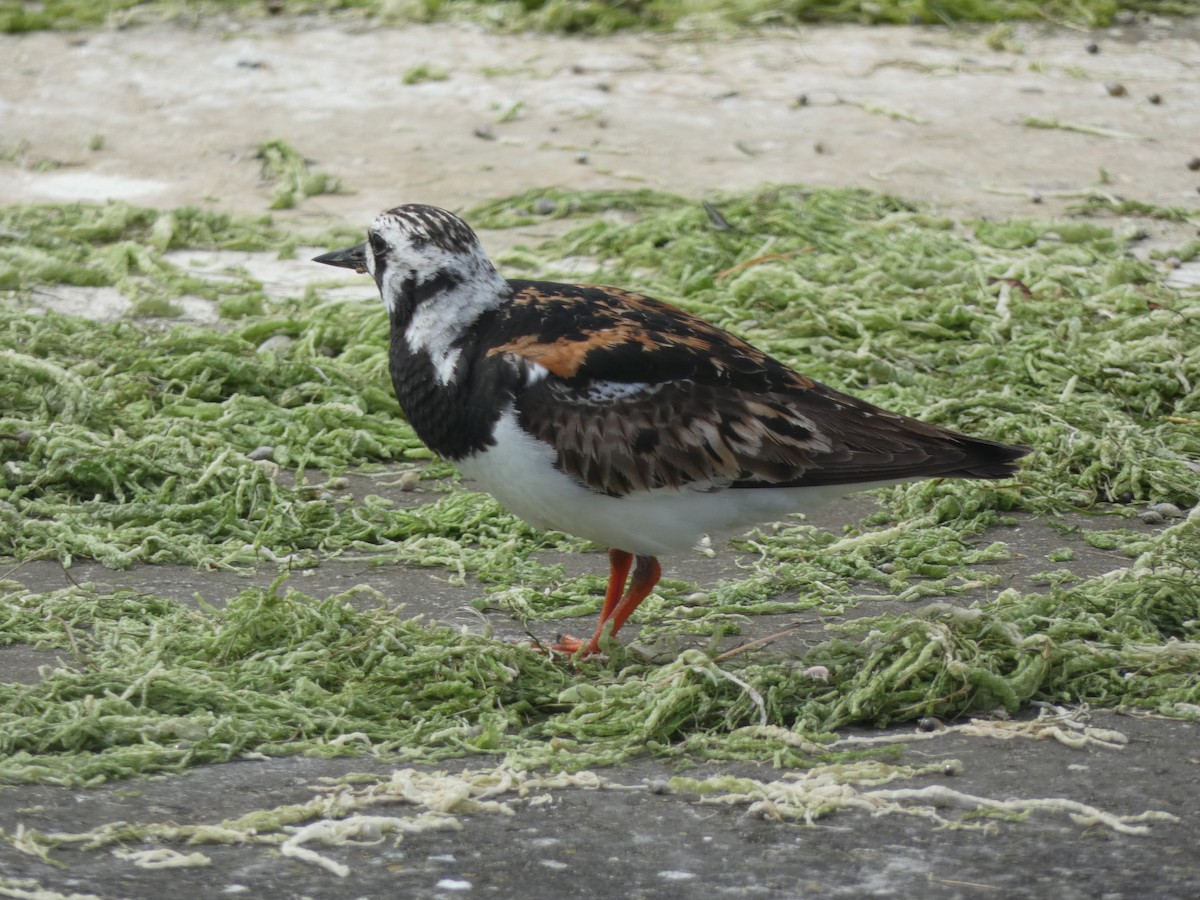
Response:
[537,633,600,658]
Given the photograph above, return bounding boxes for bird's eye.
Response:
[368,232,391,280]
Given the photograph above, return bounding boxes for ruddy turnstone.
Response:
[315,204,1029,656]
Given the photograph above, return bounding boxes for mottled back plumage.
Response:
[481,282,1025,497]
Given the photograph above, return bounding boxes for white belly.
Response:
[455,409,857,557]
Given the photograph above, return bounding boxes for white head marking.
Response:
[364,205,509,385]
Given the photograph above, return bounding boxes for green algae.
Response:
[0,579,570,784]
[0,201,341,316]
[1,184,1199,786]
[0,506,1195,786]
[255,139,343,211]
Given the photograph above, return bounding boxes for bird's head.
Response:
[314,204,506,322]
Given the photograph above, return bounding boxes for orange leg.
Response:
[583,555,661,655]
[547,550,661,657]
[594,548,634,634]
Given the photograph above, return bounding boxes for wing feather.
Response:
[484,281,1027,497]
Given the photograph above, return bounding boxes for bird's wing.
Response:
[486,281,1024,497]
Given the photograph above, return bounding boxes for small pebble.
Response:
[794,93,809,107]
[878,562,897,574]
[918,717,945,732]
[257,335,293,354]
[1104,82,1127,97]
[942,761,963,776]
[1085,41,1100,54]
[1138,510,1165,525]
[647,779,670,795]
[1147,93,1162,105]
[802,665,830,683]
[1030,192,1043,204]
[813,141,829,155]
[395,469,421,491]
[532,198,558,215]
[575,152,589,165]
[246,446,275,462]
[1187,157,1200,172]
[1147,501,1183,518]
[472,123,495,141]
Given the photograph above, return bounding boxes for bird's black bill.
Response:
[313,243,368,274]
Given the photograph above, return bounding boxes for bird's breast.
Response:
[387,336,520,461]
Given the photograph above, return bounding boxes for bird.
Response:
[314,204,1029,656]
